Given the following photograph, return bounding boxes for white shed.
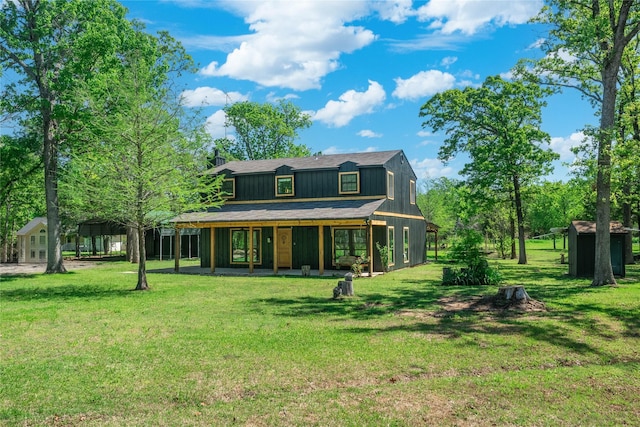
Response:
[16,217,47,263]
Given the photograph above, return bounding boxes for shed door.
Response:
[611,238,624,276]
[277,228,292,269]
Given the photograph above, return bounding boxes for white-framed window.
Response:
[410,180,416,205]
[338,172,360,194]
[30,236,36,246]
[275,175,294,197]
[39,250,46,260]
[388,226,395,266]
[221,178,235,199]
[403,227,410,263]
[387,171,395,200]
[39,235,46,245]
[230,228,261,264]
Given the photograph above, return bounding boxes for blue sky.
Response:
[121,0,597,183]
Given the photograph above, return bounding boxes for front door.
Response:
[277,228,292,269]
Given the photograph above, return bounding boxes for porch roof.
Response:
[171,198,386,225]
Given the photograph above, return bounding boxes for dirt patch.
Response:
[0,259,100,276]
[396,293,546,320]
[438,294,547,313]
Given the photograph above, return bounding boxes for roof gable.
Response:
[17,217,47,235]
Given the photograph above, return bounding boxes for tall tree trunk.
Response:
[509,207,516,260]
[623,198,634,264]
[43,117,66,274]
[135,226,149,290]
[127,224,139,263]
[513,175,527,264]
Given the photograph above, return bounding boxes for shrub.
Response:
[443,228,501,286]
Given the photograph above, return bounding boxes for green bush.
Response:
[443,228,501,286]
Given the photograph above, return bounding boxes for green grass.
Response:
[1,241,639,426]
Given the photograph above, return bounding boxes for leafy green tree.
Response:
[417,177,462,239]
[420,76,558,264]
[0,133,45,262]
[615,37,640,264]
[63,27,222,290]
[0,0,132,273]
[521,0,640,285]
[220,100,313,160]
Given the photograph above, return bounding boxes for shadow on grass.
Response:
[0,282,134,302]
[255,276,640,360]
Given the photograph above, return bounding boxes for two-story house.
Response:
[171,150,428,275]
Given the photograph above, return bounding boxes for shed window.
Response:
[231,229,261,264]
[221,178,235,199]
[410,180,416,205]
[387,171,395,200]
[276,175,294,197]
[339,172,360,194]
[388,226,395,266]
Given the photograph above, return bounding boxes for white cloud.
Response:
[441,56,457,68]
[204,110,229,139]
[180,87,248,107]
[528,38,545,50]
[199,1,375,90]
[416,0,542,35]
[313,80,386,127]
[392,70,455,101]
[410,157,455,180]
[550,131,588,162]
[371,0,414,24]
[417,130,433,137]
[358,129,382,138]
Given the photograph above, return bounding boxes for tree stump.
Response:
[301,265,311,276]
[497,285,530,303]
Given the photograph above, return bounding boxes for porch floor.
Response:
[149,265,381,278]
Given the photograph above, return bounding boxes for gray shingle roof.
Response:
[172,199,386,224]
[210,150,401,175]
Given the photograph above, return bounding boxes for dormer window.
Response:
[221,178,235,199]
[339,172,360,194]
[276,175,294,197]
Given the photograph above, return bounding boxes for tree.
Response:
[220,100,313,160]
[63,27,222,290]
[0,133,44,262]
[522,1,640,285]
[420,76,558,264]
[0,0,131,273]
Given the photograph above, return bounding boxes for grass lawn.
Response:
[1,240,639,426]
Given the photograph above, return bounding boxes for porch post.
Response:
[174,228,180,272]
[273,226,278,274]
[210,226,215,273]
[249,225,254,274]
[435,230,438,261]
[318,225,324,275]
[368,221,374,275]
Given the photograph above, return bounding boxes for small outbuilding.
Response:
[568,220,628,277]
[16,217,48,263]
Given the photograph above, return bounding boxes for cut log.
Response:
[497,285,530,303]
